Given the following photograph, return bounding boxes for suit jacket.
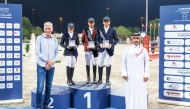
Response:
[95,27,119,56]
[81,28,98,57]
[60,32,79,56]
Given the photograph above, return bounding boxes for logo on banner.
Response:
[14,53,20,58]
[6,75,13,81]
[164,75,183,83]
[0,68,5,74]
[178,32,190,37]
[0,30,5,36]
[185,77,190,83]
[6,23,12,29]
[0,8,12,19]
[164,90,183,98]
[169,84,179,89]
[14,23,20,29]
[6,38,12,43]
[14,68,20,73]
[14,75,20,81]
[0,23,5,28]
[177,69,190,75]
[0,76,5,81]
[0,38,5,43]
[0,53,5,58]
[0,46,5,51]
[164,61,184,68]
[169,47,180,51]
[14,46,20,51]
[14,60,20,66]
[14,31,20,36]
[6,31,12,36]
[185,85,190,91]
[171,62,177,66]
[6,83,13,88]
[6,46,12,51]
[6,60,12,66]
[172,25,178,29]
[6,68,13,73]
[6,53,12,58]
[167,40,183,45]
[0,83,5,89]
[167,55,181,58]
[0,61,5,66]
[14,38,20,43]
[164,83,183,90]
[164,54,184,60]
[184,92,190,99]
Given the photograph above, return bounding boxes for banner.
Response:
[0,4,23,103]
[159,4,190,106]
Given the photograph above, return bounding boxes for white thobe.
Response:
[122,44,150,109]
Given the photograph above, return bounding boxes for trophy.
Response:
[88,41,95,49]
[69,40,76,48]
[102,40,109,48]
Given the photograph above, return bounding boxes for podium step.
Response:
[31,85,70,109]
[69,82,111,109]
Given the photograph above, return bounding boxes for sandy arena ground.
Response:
[0,44,189,108]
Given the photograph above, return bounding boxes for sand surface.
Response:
[0,44,189,108]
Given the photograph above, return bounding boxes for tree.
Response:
[132,27,140,33]
[148,18,160,40]
[114,25,132,41]
[31,26,43,37]
[22,17,32,32]
[22,27,30,39]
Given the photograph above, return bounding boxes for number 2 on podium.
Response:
[84,92,91,108]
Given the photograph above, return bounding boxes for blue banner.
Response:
[159,4,190,105]
[0,4,23,103]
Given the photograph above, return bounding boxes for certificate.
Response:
[102,40,109,48]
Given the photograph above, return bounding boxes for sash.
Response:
[87,30,93,41]
[86,30,98,57]
[99,29,106,40]
[135,45,144,57]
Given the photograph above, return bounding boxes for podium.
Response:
[110,88,126,109]
[110,87,148,109]
[69,82,111,109]
[31,86,70,109]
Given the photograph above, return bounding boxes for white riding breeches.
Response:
[65,56,76,68]
[85,51,97,66]
[98,49,112,67]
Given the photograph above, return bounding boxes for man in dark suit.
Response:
[96,16,119,86]
[60,23,79,86]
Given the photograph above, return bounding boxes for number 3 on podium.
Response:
[84,92,91,108]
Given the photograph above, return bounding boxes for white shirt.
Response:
[89,28,94,35]
[68,32,73,38]
[104,26,109,33]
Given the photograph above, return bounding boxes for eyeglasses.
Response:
[69,27,74,29]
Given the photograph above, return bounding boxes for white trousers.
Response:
[98,50,112,67]
[65,56,76,68]
[85,51,97,66]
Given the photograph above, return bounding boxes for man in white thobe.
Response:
[122,33,150,109]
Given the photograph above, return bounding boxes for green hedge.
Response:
[23,40,30,43]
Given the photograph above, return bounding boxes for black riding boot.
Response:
[106,66,111,86]
[86,65,90,84]
[97,66,103,85]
